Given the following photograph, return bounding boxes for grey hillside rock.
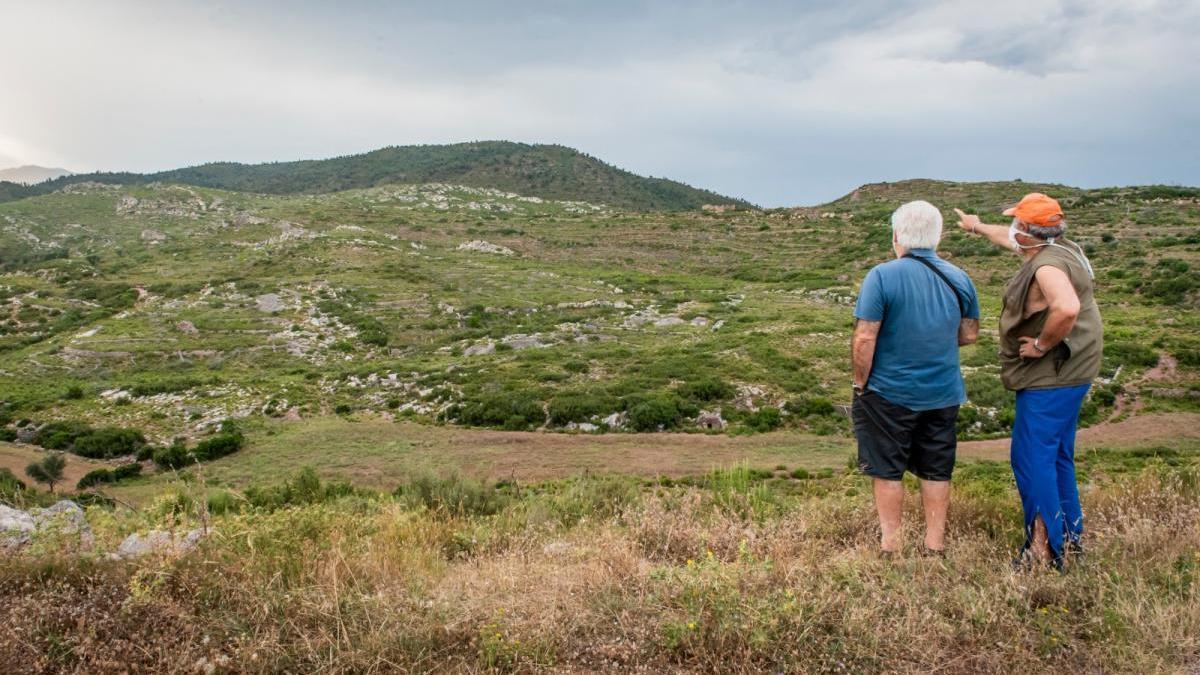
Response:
[114,527,209,559]
[0,505,36,553]
[1,500,94,553]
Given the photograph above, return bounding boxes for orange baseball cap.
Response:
[1003,193,1063,226]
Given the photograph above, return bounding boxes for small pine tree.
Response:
[25,453,66,493]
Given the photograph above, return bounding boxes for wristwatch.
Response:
[1032,337,1048,354]
[852,383,865,397]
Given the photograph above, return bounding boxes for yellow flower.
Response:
[686,559,695,567]
[688,622,697,630]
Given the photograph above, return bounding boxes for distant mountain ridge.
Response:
[0,142,750,211]
[0,165,72,185]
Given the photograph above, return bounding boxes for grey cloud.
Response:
[0,0,1196,205]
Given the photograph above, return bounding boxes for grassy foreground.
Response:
[3,447,1198,674]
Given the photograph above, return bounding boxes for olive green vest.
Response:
[999,241,1103,391]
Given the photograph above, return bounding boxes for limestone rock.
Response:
[602,411,628,429]
[696,410,727,431]
[255,293,284,313]
[115,527,209,559]
[176,320,198,334]
[0,505,35,553]
[456,240,514,256]
[463,341,495,357]
[33,501,94,550]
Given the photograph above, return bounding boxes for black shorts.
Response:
[853,390,959,481]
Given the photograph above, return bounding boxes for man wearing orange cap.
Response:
[955,194,1103,569]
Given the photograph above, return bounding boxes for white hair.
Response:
[1014,217,1067,240]
[891,200,943,250]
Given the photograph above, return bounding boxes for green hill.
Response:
[0,142,750,211]
[1,175,1197,453]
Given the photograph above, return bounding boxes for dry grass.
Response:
[2,463,1199,674]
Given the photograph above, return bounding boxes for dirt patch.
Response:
[0,443,110,493]
[959,412,1200,461]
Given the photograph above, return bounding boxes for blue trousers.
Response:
[1010,383,1090,561]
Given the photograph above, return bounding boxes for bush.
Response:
[244,467,356,511]
[1106,341,1160,368]
[394,472,507,517]
[72,427,147,459]
[192,432,245,462]
[626,394,693,432]
[743,407,782,432]
[786,396,836,417]
[547,392,615,426]
[63,385,85,400]
[153,440,193,470]
[677,377,734,402]
[0,467,27,504]
[34,421,92,450]
[458,392,544,430]
[0,428,15,442]
[76,463,141,490]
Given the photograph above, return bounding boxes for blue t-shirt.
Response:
[853,248,980,411]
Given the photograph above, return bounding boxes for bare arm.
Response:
[851,319,881,387]
[958,318,979,346]
[954,209,1013,252]
[1017,266,1080,358]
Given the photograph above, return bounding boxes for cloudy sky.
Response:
[1,0,1197,205]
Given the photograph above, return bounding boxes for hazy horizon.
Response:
[2,0,1198,206]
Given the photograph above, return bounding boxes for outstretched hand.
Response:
[954,208,981,234]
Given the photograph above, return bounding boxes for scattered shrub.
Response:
[786,396,836,417]
[677,377,735,402]
[72,427,147,459]
[457,392,544,430]
[742,407,782,432]
[394,472,507,517]
[547,392,615,426]
[626,394,692,432]
[76,463,142,490]
[153,439,192,470]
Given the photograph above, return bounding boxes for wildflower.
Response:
[706,549,714,559]
[686,559,695,567]
[688,622,697,630]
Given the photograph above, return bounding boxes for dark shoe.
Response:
[1012,548,1064,573]
[1066,539,1084,559]
[920,545,946,558]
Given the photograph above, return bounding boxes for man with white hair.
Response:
[852,200,980,556]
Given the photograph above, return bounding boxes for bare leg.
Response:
[919,479,950,551]
[1029,515,1053,562]
[873,478,904,552]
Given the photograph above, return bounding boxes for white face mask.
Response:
[1008,222,1095,279]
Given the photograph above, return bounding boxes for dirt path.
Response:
[957,411,1200,461]
[201,411,1200,491]
[1107,353,1179,421]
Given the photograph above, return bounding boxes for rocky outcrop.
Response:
[0,505,36,553]
[456,240,514,256]
[114,527,208,559]
[1,500,93,554]
[140,229,167,243]
[696,410,727,431]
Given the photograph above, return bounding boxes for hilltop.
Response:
[0,142,750,211]
[0,165,72,185]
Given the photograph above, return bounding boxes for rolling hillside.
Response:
[1,176,1197,457]
[0,142,750,211]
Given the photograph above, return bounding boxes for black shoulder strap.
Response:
[903,253,966,318]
